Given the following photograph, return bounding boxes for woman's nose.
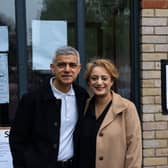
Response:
[97,78,103,84]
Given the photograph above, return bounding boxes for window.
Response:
[0,0,16,125]
[85,0,131,98]
[0,0,140,125]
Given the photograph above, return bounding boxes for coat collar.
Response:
[85,91,127,131]
[39,80,87,116]
[39,80,83,101]
[100,91,127,130]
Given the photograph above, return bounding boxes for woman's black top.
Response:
[77,97,112,168]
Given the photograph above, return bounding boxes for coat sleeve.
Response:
[125,101,142,168]
[9,94,33,168]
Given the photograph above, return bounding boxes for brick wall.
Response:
[141,0,168,167]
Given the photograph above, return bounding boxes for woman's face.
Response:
[88,66,113,97]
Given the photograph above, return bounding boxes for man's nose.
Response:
[64,64,71,71]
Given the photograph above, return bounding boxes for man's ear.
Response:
[50,64,55,75]
[77,64,82,73]
[79,64,82,70]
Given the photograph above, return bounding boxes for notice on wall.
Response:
[32,20,67,70]
[0,53,9,103]
[0,128,13,168]
[0,26,9,52]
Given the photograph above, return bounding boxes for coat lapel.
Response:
[99,91,127,130]
[73,83,89,117]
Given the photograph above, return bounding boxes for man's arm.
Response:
[9,94,33,168]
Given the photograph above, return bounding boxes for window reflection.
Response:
[85,0,131,98]
[0,0,131,125]
[26,0,76,92]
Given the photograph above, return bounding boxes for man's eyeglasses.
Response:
[55,62,79,69]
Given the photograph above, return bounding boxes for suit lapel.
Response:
[73,84,88,118]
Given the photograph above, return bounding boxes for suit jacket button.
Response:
[99,156,103,160]
[53,144,57,149]
[53,122,58,127]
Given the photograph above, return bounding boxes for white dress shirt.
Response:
[50,78,78,161]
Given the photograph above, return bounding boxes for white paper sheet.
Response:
[0,26,9,52]
[0,54,9,103]
[0,128,13,168]
[32,20,67,70]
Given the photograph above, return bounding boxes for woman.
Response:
[76,58,142,168]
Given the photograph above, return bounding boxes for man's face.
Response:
[50,54,81,90]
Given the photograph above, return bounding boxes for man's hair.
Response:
[52,46,80,63]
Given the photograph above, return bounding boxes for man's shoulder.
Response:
[20,82,51,101]
[73,83,88,94]
[20,88,42,103]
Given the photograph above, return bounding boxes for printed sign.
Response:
[32,20,67,70]
[0,53,9,103]
[0,26,9,52]
[0,128,13,168]
[161,60,168,114]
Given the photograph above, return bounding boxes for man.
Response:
[9,46,89,168]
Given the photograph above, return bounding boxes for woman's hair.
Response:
[85,58,119,82]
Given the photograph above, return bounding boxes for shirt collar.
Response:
[50,77,75,96]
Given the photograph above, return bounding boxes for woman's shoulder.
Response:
[112,91,137,110]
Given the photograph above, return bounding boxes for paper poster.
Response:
[32,20,67,70]
[0,26,9,52]
[0,128,13,168]
[0,54,9,103]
